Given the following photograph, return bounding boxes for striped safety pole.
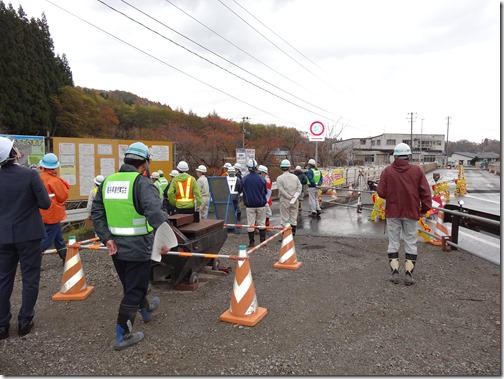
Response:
[223,224,284,230]
[161,250,247,261]
[247,228,285,255]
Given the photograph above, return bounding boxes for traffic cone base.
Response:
[52,286,94,301]
[219,306,268,327]
[428,239,442,246]
[273,261,302,270]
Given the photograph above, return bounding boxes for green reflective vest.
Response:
[310,168,321,184]
[159,177,169,193]
[102,172,153,236]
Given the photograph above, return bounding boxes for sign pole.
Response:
[315,141,318,163]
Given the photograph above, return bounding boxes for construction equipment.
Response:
[150,213,228,290]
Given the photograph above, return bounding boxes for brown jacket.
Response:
[377,159,432,220]
[39,169,70,224]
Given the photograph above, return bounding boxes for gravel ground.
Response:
[0,232,500,376]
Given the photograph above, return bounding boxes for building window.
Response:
[371,140,375,146]
[360,139,366,145]
[376,140,381,146]
[436,140,442,145]
[386,139,396,145]
[402,139,411,145]
[365,156,374,163]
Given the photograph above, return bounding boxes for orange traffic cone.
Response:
[220,245,267,326]
[428,209,450,247]
[274,224,302,270]
[52,244,94,301]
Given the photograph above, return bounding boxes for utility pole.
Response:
[407,112,416,160]
[446,116,451,160]
[241,116,250,149]
[420,118,424,163]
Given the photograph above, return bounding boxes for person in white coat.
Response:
[276,159,302,236]
[195,165,210,219]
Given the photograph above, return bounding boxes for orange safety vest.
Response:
[176,177,195,203]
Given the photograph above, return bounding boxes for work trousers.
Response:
[246,207,266,233]
[386,218,419,256]
[111,256,151,307]
[199,195,210,219]
[0,239,42,327]
[308,187,321,213]
[279,198,299,226]
[40,223,65,252]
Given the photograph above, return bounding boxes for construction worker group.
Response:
[0,135,434,351]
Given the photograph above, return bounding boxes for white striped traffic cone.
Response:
[274,224,302,270]
[52,244,94,301]
[428,208,450,247]
[220,245,267,326]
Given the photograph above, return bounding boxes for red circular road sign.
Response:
[310,121,325,136]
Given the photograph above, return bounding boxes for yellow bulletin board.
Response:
[52,137,173,201]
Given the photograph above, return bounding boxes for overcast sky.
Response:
[6,0,501,143]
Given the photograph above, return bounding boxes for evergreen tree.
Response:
[0,2,73,135]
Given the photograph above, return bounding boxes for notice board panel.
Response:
[52,137,173,200]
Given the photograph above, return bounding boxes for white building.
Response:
[332,133,446,166]
[449,152,499,166]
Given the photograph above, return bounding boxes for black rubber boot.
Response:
[291,225,297,236]
[404,253,417,286]
[259,229,266,243]
[115,303,143,350]
[388,252,399,284]
[57,247,67,265]
[248,232,255,248]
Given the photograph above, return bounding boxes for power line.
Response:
[218,0,328,88]
[97,0,341,123]
[44,0,299,127]
[164,0,311,94]
[118,0,339,119]
[230,0,350,93]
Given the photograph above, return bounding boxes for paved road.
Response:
[267,167,500,264]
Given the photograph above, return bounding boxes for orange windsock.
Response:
[52,244,94,301]
[220,245,267,326]
[273,224,302,270]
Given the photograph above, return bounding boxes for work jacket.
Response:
[91,164,167,261]
[39,169,70,224]
[167,173,202,209]
[242,171,267,208]
[377,159,432,220]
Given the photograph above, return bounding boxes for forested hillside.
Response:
[0,1,498,176]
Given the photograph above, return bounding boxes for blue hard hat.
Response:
[125,142,150,161]
[39,153,60,169]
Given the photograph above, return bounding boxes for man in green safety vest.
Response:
[306,158,323,217]
[91,141,168,351]
[157,170,169,194]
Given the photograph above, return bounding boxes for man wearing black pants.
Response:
[92,142,167,350]
[0,137,51,339]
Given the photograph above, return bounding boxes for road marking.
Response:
[459,230,500,248]
[464,195,500,204]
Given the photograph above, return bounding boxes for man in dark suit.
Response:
[0,137,51,339]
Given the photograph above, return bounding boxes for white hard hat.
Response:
[39,153,60,169]
[258,165,268,174]
[247,159,258,170]
[177,161,189,172]
[228,166,236,173]
[223,163,232,169]
[233,163,241,169]
[196,164,207,173]
[280,159,291,168]
[393,143,412,156]
[94,175,105,185]
[0,137,14,164]
[308,159,317,166]
[295,165,302,171]
[151,171,160,179]
[169,169,179,177]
